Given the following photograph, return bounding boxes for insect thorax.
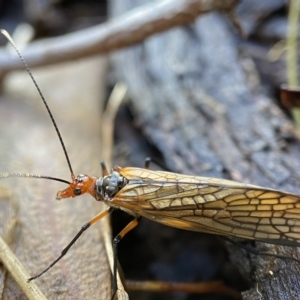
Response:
[95,171,126,200]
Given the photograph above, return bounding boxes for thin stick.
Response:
[101,83,128,299]
[0,190,19,297]
[287,0,300,127]
[287,0,299,87]
[0,0,240,71]
[125,280,242,299]
[102,82,127,168]
[0,235,47,300]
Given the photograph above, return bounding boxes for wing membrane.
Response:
[110,167,300,246]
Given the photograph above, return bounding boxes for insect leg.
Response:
[101,161,109,176]
[221,236,300,264]
[28,207,113,281]
[144,157,151,169]
[144,157,172,171]
[111,217,140,299]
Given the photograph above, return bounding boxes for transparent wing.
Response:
[111,167,300,246]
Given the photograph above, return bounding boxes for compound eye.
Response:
[74,188,82,196]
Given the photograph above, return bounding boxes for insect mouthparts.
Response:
[56,174,97,200]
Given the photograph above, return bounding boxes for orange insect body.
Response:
[57,166,300,247]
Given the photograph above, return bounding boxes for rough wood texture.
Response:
[110,1,300,299]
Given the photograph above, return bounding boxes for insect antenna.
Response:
[0,172,71,185]
[1,29,74,178]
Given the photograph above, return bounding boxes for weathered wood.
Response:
[110,0,300,299]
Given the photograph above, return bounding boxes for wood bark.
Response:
[110,1,300,299]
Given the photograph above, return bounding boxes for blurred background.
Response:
[0,1,300,300]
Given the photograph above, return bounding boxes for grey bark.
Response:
[110,1,300,299]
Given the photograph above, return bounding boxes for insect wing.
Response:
[111,167,300,246]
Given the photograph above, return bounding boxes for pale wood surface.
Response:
[0,57,113,299]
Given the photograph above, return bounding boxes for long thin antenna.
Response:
[1,29,74,177]
[0,172,71,185]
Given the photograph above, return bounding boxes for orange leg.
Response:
[111,218,140,299]
[28,208,113,281]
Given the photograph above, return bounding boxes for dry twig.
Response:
[0,0,240,71]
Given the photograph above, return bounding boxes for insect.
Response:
[2,29,300,298]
